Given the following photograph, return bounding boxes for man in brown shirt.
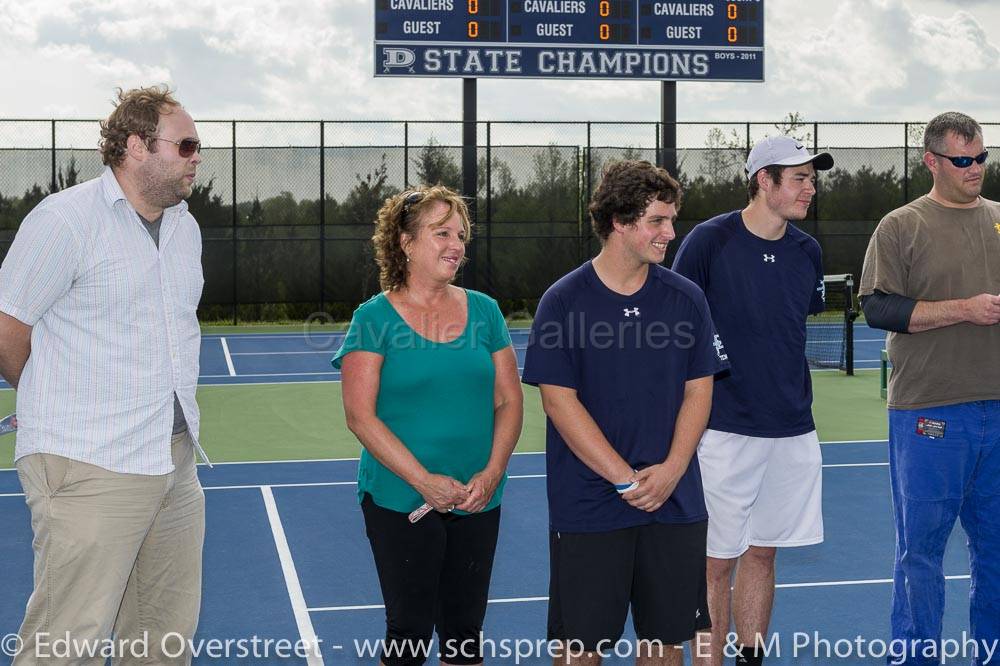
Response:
[859,111,1000,662]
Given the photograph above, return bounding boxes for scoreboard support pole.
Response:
[659,80,677,177]
[462,77,478,290]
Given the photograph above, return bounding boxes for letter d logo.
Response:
[383,48,416,72]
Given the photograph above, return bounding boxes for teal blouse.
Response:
[332,289,512,513]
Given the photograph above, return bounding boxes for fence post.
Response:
[812,122,820,235]
[461,83,478,291]
[903,122,909,204]
[404,122,410,189]
[655,119,661,169]
[50,120,57,193]
[485,121,492,293]
[319,120,326,314]
[231,120,238,325]
[585,122,592,262]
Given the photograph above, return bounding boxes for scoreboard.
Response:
[375,0,764,80]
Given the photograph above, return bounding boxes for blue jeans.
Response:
[889,401,1000,665]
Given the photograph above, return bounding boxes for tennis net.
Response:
[806,273,857,374]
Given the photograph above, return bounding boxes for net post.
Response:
[845,274,855,375]
[880,349,888,399]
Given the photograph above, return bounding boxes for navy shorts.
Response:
[548,520,711,652]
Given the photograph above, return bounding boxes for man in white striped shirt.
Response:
[0,86,206,664]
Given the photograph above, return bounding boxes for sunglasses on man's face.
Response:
[931,150,988,169]
[152,136,202,158]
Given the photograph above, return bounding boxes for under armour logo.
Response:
[713,334,728,361]
[763,254,776,263]
[623,307,640,317]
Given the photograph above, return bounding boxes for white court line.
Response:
[207,481,356,491]
[198,379,343,388]
[0,464,889,498]
[261,486,325,666]
[821,439,887,444]
[0,442,890,475]
[0,474,554,498]
[776,574,970,589]
[309,596,549,612]
[230,351,333,356]
[203,473,547,492]
[197,442,885,466]
[219,338,236,377]
[201,371,340,378]
[203,334,346,341]
[309,576,974,612]
[199,468,871,492]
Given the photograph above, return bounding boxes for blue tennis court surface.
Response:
[0,323,886,390]
[0,439,979,665]
[200,323,886,385]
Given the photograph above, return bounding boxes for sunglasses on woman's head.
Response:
[400,191,425,221]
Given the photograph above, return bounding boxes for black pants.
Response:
[362,494,502,666]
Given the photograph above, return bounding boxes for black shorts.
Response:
[548,520,710,651]
[361,494,501,666]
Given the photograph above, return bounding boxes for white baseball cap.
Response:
[745,135,834,178]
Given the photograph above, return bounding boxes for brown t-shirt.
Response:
[859,195,1000,409]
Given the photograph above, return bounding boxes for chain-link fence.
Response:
[1,119,998,321]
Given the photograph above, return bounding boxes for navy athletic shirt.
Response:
[672,210,825,438]
[522,261,728,533]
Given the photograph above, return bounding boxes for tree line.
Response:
[2,131,998,320]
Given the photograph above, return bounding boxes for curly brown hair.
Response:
[99,85,181,167]
[589,160,682,242]
[372,185,473,291]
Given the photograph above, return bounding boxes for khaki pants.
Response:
[13,432,205,665]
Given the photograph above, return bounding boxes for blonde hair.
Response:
[372,185,472,291]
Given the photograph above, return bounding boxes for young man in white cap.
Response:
[672,136,834,666]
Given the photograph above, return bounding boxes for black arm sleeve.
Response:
[860,290,917,334]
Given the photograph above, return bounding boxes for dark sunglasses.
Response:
[931,150,988,169]
[152,136,202,158]
[400,191,425,220]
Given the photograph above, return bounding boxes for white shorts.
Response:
[698,428,824,559]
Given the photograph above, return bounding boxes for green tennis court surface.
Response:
[0,370,885,469]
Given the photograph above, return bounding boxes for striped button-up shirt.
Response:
[0,167,208,474]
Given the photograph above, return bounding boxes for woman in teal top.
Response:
[333,185,523,666]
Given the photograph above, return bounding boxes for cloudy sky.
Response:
[0,0,997,123]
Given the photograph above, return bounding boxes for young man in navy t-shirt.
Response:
[672,136,834,666]
[523,160,729,665]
